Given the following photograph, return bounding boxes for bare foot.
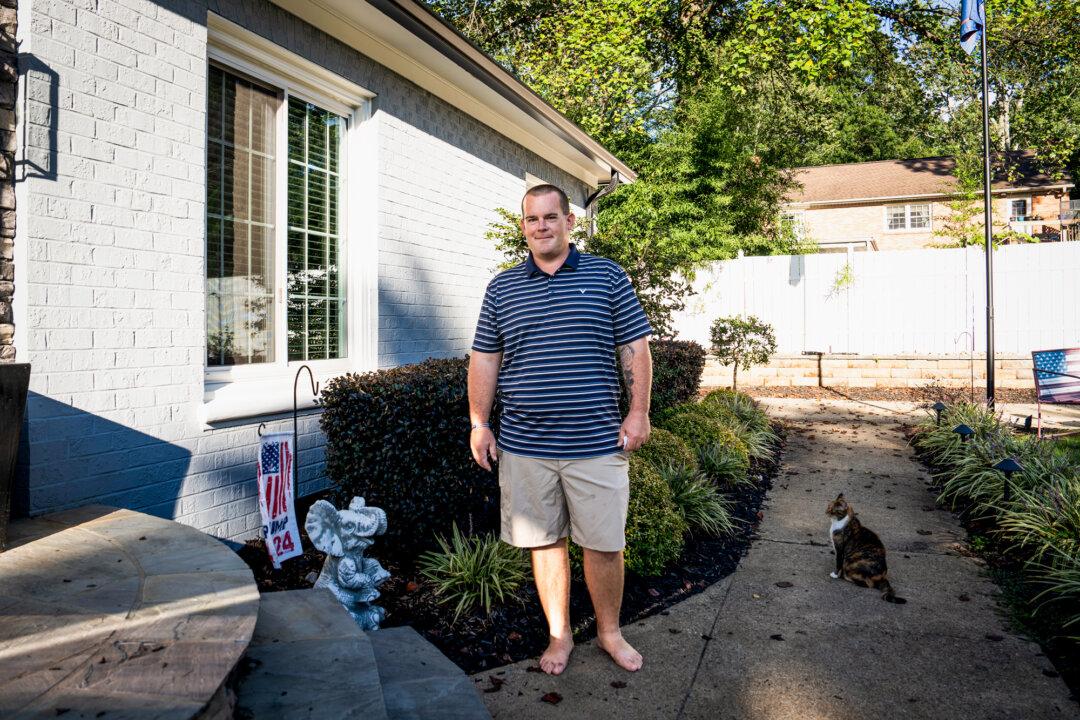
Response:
[597,633,643,672]
[539,636,574,675]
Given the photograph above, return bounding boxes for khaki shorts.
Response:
[498,450,630,552]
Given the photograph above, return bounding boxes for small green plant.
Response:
[636,427,698,474]
[828,261,856,297]
[709,315,777,390]
[419,524,531,623]
[697,443,753,490]
[656,460,739,537]
[658,412,749,464]
[625,456,688,576]
[701,388,772,432]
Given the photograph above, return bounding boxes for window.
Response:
[206,66,279,366]
[203,14,377,423]
[885,203,931,231]
[780,211,807,240]
[1010,198,1028,222]
[206,65,349,368]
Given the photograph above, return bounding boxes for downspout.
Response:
[583,170,625,239]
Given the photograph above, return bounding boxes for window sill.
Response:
[202,366,354,424]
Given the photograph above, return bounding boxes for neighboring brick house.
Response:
[11,0,633,538]
[783,153,1075,252]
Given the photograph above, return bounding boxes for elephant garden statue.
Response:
[305,496,390,630]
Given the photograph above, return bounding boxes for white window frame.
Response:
[1009,197,1029,222]
[883,203,932,232]
[781,210,807,240]
[203,14,379,423]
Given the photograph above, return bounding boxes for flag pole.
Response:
[979,10,996,411]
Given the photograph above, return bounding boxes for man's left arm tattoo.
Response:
[619,343,636,390]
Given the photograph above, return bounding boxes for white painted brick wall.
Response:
[20,0,594,540]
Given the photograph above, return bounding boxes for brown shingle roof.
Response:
[788,151,1072,205]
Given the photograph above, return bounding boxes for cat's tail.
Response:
[879,579,907,604]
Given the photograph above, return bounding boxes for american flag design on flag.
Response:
[1032,348,1080,403]
[259,438,293,519]
[256,432,303,568]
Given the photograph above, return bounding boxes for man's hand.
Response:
[619,411,650,452]
[471,427,498,471]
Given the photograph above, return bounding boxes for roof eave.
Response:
[269,0,635,187]
[787,183,1074,208]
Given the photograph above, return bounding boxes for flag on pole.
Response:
[257,432,303,568]
[960,0,984,54]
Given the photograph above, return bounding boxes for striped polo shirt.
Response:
[472,244,653,459]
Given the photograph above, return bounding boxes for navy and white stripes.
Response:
[472,245,652,459]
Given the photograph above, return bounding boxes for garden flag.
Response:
[257,432,302,568]
[960,0,984,54]
[1032,349,1080,403]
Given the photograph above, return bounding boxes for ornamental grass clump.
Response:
[419,524,530,624]
[636,427,698,473]
[697,442,753,490]
[625,455,687,576]
[658,412,750,466]
[701,388,771,433]
[655,460,738,537]
[995,474,1080,564]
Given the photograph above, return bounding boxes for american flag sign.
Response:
[1032,348,1080,404]
[257,432,303,568]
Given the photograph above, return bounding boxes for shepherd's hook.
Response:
[293,365,320,492]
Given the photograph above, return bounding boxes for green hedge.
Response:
[657,412,750,467]
[320,357,499,556]
[625,455,687,576]
[636,427,697,473]
[649,340,706,416]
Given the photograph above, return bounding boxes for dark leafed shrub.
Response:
[625,455,687,576]
[319,357,499,556]
[636,427,698,474]
[650,339,707,415]
[619,339,706,419]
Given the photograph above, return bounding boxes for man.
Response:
[468,184,653,675]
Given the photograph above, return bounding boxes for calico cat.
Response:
[826,493,906,604]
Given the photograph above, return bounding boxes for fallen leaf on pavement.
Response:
[541,692,563,705]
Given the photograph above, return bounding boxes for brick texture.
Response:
[20,0,592,539]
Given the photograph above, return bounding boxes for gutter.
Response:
[787,184,1074,208]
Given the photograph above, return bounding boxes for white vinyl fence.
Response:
[673,243,1080,356]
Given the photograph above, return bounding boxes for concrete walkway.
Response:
[474,399,1075,719]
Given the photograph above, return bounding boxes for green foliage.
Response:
[914,402,1080,633]
[658,411,747,461]
[697,443,753,491]
[709,315,777,390]
[625,455,687,576]
[419,524,531,623]
[655,460,738,537]
[635,427,697,474]
[647,339,707,416]
[320,357,499,555]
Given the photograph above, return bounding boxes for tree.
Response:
[709,315,777,390]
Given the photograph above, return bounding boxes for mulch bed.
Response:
[738,385,1037,404]
[236,431,784,674]
[905,426,1080,704]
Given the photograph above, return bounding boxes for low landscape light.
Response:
[953,424,975,442]
[932,401,947,425]
[993,457,1023,502]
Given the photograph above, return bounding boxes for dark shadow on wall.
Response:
[377,252,473,367]
[13,392,191,522]
[15,54,58,182]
